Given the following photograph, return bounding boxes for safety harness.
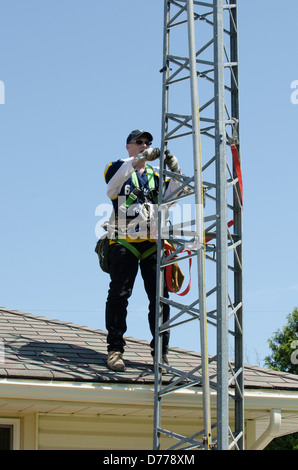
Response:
[115,165,191,294]
[118,164,158,215]
[114,164,158,261]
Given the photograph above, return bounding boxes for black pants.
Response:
[105,241,170,354]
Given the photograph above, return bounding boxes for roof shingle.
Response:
[0,307,298,390]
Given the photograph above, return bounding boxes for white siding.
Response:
[38,414,205,450]
[38,414,155,450]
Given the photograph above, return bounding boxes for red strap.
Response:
[205,219,234,243]
[231,143,243,204]
[164,219,234,295]
[164,244,192,296]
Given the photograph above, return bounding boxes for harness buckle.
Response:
[226,117,239,146]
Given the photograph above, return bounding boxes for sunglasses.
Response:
[129,139,152,146]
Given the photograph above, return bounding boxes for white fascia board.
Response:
[0,378,211,409]
[244,389,298,412]
[1,378,298,412]
[0,378,155,407]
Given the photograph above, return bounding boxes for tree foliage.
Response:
[265,307,298,374]
[264,307,298,450]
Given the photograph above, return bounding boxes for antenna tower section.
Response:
[154,0,243,450]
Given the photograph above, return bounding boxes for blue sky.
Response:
[0,0,297,366]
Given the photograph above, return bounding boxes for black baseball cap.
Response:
[126,129,153,144]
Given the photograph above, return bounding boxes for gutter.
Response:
[249,408,281,450]
[0,379,297,408]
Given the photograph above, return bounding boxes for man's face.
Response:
[126,135,152,157]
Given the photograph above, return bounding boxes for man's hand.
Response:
[165,150,180,172]
[132,148,160,167]
[140,147,160,161]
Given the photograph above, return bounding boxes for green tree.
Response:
[265,307,298,374]
[264,307,298,450]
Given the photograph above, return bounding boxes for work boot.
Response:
[107,351,125,372]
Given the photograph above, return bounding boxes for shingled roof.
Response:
[0,307,298,391]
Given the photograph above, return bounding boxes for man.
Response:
[104,129,181,372]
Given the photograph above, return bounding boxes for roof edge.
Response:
[1,378,298,413]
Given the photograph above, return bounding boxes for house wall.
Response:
[0,408,283,450]
[37,414,206,450]
[1,412,253,450]
[38,414,154,450]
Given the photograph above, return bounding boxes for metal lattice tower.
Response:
[153,0,243,450]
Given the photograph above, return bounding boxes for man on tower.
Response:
[103,129,181,372]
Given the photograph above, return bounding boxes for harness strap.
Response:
[118,164,157,215]
[115,238,157,260]
[226,118,243,205]
[231,143,243,205]
[118,188,139,214]
[205,219,234,243]
[113,165,158,260]
[144,164,155,191]
[130,164,155,190]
